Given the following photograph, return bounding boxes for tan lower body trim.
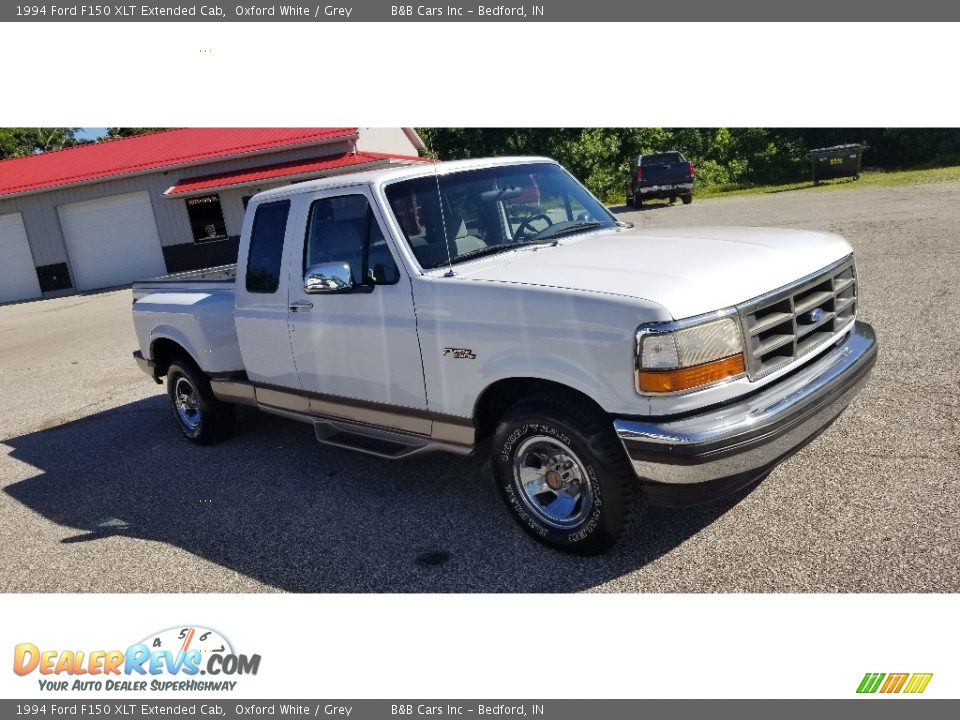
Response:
[209,380,257,406]
[431,417,476,446]
[212,380,475,446]
[255,387,309,413]
[308,396,431,436]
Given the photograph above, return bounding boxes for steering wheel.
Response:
[513,213,553,241]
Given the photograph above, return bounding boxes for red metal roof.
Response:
[165,151,427,196]
[0,128,357,198]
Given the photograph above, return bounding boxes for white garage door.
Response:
[0,212,42,304]
[58,191,167,290]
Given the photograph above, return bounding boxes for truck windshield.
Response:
[384,162,617,270]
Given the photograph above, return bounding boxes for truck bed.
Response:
[131,263,243,374]
[132,264,236,301]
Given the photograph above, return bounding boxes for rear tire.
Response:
[491,395,643,554]
[166,357,235,445]
[632,195,643,209]
[681,193,693,205]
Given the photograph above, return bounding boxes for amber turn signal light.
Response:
[638,354,745,393]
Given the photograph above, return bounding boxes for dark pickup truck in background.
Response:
[627,151,695,208]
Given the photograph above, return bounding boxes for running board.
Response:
[313,417,471,460]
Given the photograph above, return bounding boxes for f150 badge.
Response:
[443,347,476,360]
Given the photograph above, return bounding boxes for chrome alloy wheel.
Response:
[173,376,202,431]
[512,435,594,529]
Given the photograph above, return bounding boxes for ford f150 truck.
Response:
[132,156,877,554]
[627,151,695,208]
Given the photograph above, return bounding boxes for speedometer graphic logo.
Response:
[140,626,235,660]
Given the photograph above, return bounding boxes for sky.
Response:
[76,128,108,140]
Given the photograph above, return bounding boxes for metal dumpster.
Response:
[809,144,865,184]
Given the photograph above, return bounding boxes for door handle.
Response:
[288,300,314,312]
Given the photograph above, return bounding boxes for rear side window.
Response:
[245,200,290,293]
[641,152,684,165]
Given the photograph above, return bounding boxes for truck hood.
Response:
[453,226,853,319]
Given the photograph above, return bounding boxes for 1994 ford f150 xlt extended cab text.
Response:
[132,157,878,553]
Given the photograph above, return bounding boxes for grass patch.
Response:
[698,165,960,199]
[607,164,960,206]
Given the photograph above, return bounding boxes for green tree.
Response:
[552,128,625,201]
[102,128,164,140]
[420,127,960,201]
[0,127,82,159]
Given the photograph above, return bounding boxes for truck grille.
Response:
[738,256,857,380]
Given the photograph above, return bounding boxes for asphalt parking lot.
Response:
[1,180,958,593]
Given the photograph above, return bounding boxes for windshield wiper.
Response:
[442,238,556,267]
[446,243,523,265]
[430,222,608,269]
[533,220,605,241]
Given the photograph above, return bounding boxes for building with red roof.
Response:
[0,128,424,302]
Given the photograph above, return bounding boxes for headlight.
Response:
[637,316,745,393]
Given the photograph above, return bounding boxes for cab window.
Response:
[304,194,400,285]
[245,200,290,293]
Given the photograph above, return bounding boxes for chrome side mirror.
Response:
[304,262,354,293]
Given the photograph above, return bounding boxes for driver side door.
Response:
[286,188,429,433]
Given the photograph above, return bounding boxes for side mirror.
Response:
[304,262,354,294]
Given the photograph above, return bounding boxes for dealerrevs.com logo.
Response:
[13,626,261,692]
[857,673,933,695]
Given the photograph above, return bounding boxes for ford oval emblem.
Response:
[807,308,825,323]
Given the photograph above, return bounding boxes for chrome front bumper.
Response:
[614,321,877,492]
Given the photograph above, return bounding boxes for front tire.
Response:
[166,358,235,445]
[491,395,643,554]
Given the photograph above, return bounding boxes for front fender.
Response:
[476,350,629,416]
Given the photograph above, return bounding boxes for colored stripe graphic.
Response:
[904,673,933,694]
[857,673,885,693]
[857,672,932,694]
[880,673,909,693]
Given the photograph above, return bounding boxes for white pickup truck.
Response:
[132,156,877,553]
